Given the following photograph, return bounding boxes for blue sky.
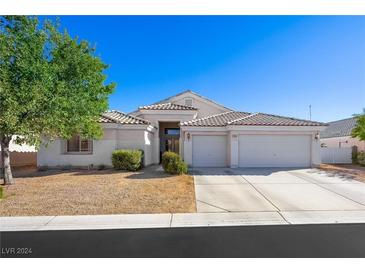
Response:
[44,16,364,122]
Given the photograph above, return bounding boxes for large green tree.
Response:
[0,16,115,184]
[352,109,365,141]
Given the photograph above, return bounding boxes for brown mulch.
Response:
[0,166,196,216]
[319,164,365,183]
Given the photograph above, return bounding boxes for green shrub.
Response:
[0,186,3,199]
[161,151,188,175]
[112,149,143,171]
[357,151,365,166]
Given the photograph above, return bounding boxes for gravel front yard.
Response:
[319,164,365,183]
[0,165,196,216]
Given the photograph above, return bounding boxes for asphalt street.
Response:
[2,223,365,257]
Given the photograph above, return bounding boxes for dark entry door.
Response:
[159,126,180,162]
[165,138,179,154]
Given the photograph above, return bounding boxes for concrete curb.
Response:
[2,211,365,231]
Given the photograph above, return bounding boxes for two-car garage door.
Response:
[191,134,311,168]
[238,135,311,168]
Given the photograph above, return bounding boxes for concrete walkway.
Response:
[2,209,365,231]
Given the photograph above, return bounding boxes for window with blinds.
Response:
[66,135,93,153]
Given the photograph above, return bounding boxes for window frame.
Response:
[164,128,180,136]
[65,135,93,154]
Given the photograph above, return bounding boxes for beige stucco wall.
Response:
[321,136,365,151]
[133,94,229,120]
[37,126,154,168]
[172,96,228,118]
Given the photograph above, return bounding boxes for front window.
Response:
[66,135,92,153]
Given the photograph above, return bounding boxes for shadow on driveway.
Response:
[190,167,303,176]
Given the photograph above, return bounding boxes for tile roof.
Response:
[181,111,326,127]
[0,136,36,153]
[229,113,326,126]
[100,111,150,125]
[139,102,197,111]
[321,117,358,138]
[181,111,250,127]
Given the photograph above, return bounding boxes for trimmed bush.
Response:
[112,149,143,171]
[161,151,188,175]
[0,186,3,199]
[357,151,365,166]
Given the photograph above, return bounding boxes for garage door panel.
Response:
[239,135,311,168]
[193,135,227,167]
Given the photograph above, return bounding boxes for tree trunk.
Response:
[1,135,14,185]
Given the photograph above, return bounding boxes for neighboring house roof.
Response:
[0,136,36,153]
[138,102,198,111]
[100,110,150,125]
[181,111,326,127]
[321,117,358,138]
[155,90,233,111]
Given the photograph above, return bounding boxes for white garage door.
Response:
[239,135,311,167]
[192,135,227,167]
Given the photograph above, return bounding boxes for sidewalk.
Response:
[2,210,365,231]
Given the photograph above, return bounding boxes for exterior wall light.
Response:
[314,133,320,140]
[187,133,191,141]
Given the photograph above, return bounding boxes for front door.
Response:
[159,126,180,161]
[165,137,179,154]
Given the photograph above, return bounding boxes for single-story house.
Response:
[38,90,327,168]
[321,117,365,151]
[0,136,37,167]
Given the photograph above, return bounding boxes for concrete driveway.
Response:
[193,167,365,224]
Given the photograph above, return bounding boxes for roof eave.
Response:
[139,109,198,115]
[181,124,328,132]
[101,123,155,130]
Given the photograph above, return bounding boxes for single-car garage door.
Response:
[239,135,311,167]
[192,135,227,167]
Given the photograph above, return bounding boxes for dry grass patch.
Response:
[0,165,196,216]
[319,164,365,183]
